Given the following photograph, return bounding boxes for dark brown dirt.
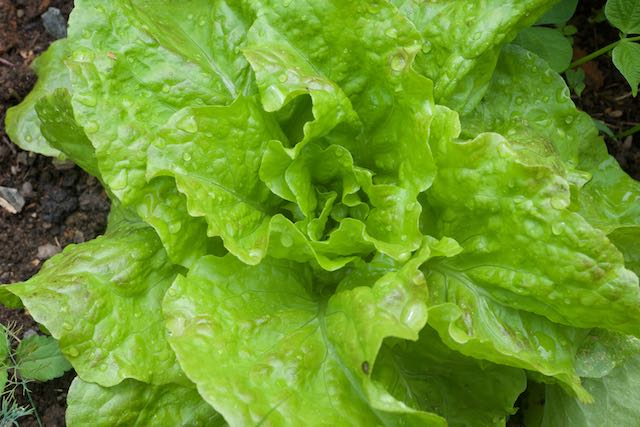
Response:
[0,0,638,426]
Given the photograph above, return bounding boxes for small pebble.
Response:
[16,152,27,165]
[37,243,61,260]
[23,328,38,339]
[41,7,67,39]
[0,186,26,214]
[21,181,34,198]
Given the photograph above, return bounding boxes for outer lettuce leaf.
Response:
[66,378,224,426]
[461,45,640,257]
[539,331,640,426]
[2,216,185,387]
[64,0,246,267]
[418,105,640,398]
[35,89,101,178]
[375,328,526,427]
[164,245,447,426]
[393,0,556,112]
[426,107,640,336]
[418,236,590,398]
[5,40,69,157]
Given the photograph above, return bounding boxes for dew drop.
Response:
[471,32,482,41]
[280,234,294,248]
[397,252,411,262]
[62,322,73,331]
[497,143,511,159]
[182,152,192,162]
[162,84,171,93]
[550,195,569,210]
[401,303,426,328]
[564,116,574,125]
[551,221,564,236]
[168,222,182,234]
[248,249,264,259]
[67,347,79,358]
[177,115,198,133]
[412,271,426,286]
[421,41,432,54]
[367,3,381,14]
[77,94,97,107]
[515,97,524,105]
[278,74,288,83]
[110,170,128,191]
[84,121,99,133]
[390,52,407,72]
[523,219,544,238]
[384,28,398,39]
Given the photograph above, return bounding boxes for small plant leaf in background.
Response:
[612,40,640,96]
[593,118,619,139]
[514,27,574,72]
[537,0,579,25]
[566,68,587,95]
[15,335,72,382]
[605,0,640,34]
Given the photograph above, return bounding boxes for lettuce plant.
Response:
[3,1,640,425]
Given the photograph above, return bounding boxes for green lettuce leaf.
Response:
[35,89,101,178]
[374,327,527,427]
[66,378,224,426]
[5,40,69,157]
[393,0,556,111]
[461,44,640,274]
[2,216,185,387]
[427,106,640,336]
[64,0,246,267]
[539,330,640,426]
[147,96,283,265]
[164,244,447,426]
[419,104,640,398]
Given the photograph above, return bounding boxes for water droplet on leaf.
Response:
[177,115,198,133]
[385,28,398,39]
[84,121,99,133]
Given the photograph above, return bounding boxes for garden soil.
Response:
[0,0,637,425]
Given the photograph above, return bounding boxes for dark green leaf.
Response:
[612,40,640,96]
[513,27,573,72]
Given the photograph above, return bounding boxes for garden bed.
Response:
[0,0,637,425]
